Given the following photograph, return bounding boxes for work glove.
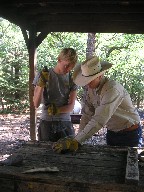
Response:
[37,66,49,87]
[47,103,60,116]
[52,137,79,153]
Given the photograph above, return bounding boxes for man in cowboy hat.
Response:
[52,56,142,153]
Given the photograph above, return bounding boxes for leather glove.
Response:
[37,66,49,87]
[47,103,60,116]
[52,137,79,153]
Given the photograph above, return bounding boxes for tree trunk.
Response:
[82,33,96,107]
[86,33,96,59]
[14,63,20,99]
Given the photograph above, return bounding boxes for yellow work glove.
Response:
[37,66,49,87]
[47,103,60,116]
[52,137,79,153]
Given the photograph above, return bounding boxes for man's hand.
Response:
[37,66,49,87]
[52,138,79,153]
[47,103,60,115]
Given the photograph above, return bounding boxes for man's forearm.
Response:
[59,90,76,113]
[33,86,43,108]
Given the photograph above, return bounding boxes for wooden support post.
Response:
[22,27,49,141]
[28,26,37,141]
[125,147,139,185]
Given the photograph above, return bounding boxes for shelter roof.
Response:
[0,0,144,33]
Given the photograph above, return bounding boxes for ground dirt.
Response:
[0,114,31,161]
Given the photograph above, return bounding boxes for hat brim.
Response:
[73,61,112,86]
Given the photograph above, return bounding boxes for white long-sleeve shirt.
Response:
[75,77,140,144]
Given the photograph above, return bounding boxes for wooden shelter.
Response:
[0,0,144,139]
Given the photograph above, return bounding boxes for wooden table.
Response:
[0,141,144,192]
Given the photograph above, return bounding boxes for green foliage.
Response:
[37,32,87,70]
[99,33,144,107]
[0,18,29,113]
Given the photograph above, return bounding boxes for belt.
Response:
[121,124,139,132]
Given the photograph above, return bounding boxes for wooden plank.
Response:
[125,147,139,185]
[0,144,144,192]
[0,178,14,192]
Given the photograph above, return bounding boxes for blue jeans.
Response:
[38,120,75,142]
[106,123,142,147]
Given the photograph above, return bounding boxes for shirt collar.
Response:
[96,77,108,93]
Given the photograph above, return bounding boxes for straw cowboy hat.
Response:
[73,56,113,86]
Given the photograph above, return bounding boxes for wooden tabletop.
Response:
[0,141,144,192]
